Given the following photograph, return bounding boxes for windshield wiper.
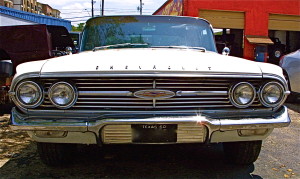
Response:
[150,46,206,52]
[93,43,149,51]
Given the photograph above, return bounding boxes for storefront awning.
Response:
[246,35,274,45]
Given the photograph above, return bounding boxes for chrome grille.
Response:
[39,77,263,110]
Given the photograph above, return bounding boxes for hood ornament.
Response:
[134,89,175,99]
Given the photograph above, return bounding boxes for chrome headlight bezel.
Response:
[259,81,285,108]
[48,82,77,109]
[229,82,256,108]
[15,81,43,108]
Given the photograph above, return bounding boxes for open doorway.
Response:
[214,28,244,58]
[268,30,300,64]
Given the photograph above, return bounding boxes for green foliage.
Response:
[214,31,222,35]
[72,23,85,32]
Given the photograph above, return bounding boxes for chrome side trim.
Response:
[176,91,227,96]
[39,72,263,78]
[79,91,133,96]
[25,108,274,116]
[263,73,288,89]
[9,72,40,91]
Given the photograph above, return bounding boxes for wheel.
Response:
[37,142,76,166]
[223,140,262,165]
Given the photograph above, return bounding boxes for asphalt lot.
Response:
[0,103,299,179]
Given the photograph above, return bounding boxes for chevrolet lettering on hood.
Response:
[9,15,290,167]
[94,65,213,71]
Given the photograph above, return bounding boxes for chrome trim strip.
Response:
[263,73,288,90]
[25,108,274,115]
[78,90,228,97]
[78,91,133,96]
[76,101,153,105]
[76,97,228,101]
[39,72,263,78]
[70,104,233,109]
[73,101,230,106]
[156,101,230,104]
[160,86,227,89]
[176,91,227,96]
[9,72,40,91]
[76,82,153,85]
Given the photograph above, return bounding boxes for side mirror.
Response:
[222,47,230,56]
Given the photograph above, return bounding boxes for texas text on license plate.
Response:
[131,124,177,143]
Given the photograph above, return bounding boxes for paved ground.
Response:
[0,103,299,179]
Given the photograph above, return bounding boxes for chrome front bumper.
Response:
[10,106,291,144]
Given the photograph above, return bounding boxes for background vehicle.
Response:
[70,31,82,51]
[0,24,75,115]
[280,49,300,102]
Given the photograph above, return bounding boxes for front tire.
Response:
[37,142,76,166]
[223,140,262,165]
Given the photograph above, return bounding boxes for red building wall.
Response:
[155,0,300,60]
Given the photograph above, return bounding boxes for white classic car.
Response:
[9,16,290,166]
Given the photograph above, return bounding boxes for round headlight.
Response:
[16,81,43,108]
[48,82,77,109]
[260,82,284,107]
[230,82,256,108]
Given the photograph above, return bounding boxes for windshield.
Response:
[81,16,217,52]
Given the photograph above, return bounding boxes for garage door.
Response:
[199,10,245,29]
[269,14,300,31]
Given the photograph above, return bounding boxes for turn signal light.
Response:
[238,129,269,136]
[34,131,67,138]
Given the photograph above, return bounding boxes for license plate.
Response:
[132,124,177,143]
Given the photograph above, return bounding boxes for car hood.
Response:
[16,48,284,78]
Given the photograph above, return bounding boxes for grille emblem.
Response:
[134,89,175,99]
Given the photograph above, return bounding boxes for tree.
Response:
[72,23,85,32]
